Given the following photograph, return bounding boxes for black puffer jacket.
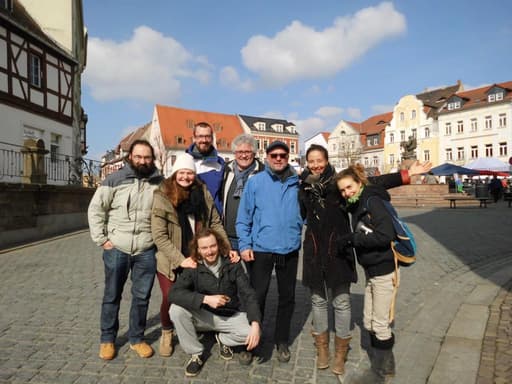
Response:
[168,257,261,325]
[299,167,406,290]
[345,185,396,278]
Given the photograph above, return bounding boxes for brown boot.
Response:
[159,329,174,357]
[332,336,351,375]
[312,332,330,369]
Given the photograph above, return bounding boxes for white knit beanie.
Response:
[171,153,196,177]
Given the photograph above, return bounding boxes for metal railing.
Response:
[0,141,102,187]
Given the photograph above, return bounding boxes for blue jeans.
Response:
[311,282,351,338]
[100,247,156,344]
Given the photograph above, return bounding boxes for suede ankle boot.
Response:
[332,336,351,375]
[312,332,330,369]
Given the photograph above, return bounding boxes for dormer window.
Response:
[273,124,283,132]
[287,125,296,134]
[255,122,265,131]
[447,101,461,110]
[488,92,504,102]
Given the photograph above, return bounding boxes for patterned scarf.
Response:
[233,161,257,198]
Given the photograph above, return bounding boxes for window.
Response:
[372,156,379,166]
[471,146,478,159]
[389,154,395,165]
[400,112,404,121]
[274,124,283,132]
[367,134,379,146]
[176,136,183,144]
[424,127,430,138]
[0,0,12,11]
[488,92,503,102]
[287,125,296,134]
[470,118,478,132]
[411,128,417,138]
[255,122,265,131]
[457,147,464,161]
[488,94,495,102]
[485,144,493,157]
[256,140,261,150]
[448,101,461,110]
[485,116,492,129]
[50,134,60,163]
[29,53,42,87]
[400,131,405,142]
[496,92,504,101]
[498,113,507,128]
[457,120,464,134]
[389,132,394,143]
[445,122,452,135]
[411,110,416,119]
[499,142,508,156]
[263,140,268,150]
[424,150,430,162]
[364,157,369,166]
[445,148,453,161]
[290,142,296,154]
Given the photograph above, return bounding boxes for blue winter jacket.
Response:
[236,166,303,254]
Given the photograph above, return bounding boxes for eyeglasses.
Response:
[195,135,212,140]
[235,150,254,156]
[269,152,289,159]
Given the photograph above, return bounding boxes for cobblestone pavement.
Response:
[0,201,511,384]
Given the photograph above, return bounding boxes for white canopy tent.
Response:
[465,157,510,172]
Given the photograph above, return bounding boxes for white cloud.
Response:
[219,66,254,91]
[345,107,362,119]
[84,26,212,103]
[241,2,406,86]
[295,117,327,142]
[315,106,343,118]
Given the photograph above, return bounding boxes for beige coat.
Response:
[151,183,229,281]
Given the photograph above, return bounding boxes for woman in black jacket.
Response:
[335,164,399,379]
[299,144,429,375]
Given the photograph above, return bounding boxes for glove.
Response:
[337,233,354,250]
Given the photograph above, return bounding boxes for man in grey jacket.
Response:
[88,139,163,360]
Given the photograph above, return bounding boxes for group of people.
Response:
[88,122,431,379]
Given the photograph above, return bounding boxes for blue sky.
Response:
[82,0,512,160]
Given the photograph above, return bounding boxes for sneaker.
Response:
[185,354,204,377]
[130,341,154,358]
[276,343,291,363]
[99,342,115,360]
[215,333,233,360]
[239,350,253,366]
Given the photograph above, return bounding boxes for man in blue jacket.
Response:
[236,141,303,362]
[186,122,225,214]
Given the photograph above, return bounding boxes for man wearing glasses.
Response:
[186,122,225,214]
[221,134,264,252]
[236,140,303,363]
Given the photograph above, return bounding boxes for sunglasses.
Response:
[269,152,289,159]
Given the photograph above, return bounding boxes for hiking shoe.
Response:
[185,354,204,377]
[239,350,253,366]
[276,343,291,363]
[99,342,115,360]
[215,333,233,360]
[130,341,154,358]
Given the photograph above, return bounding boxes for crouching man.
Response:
[169,228,261,377]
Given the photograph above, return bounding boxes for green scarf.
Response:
[347,185,365,205]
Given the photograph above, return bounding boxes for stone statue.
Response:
[401,135,417,160]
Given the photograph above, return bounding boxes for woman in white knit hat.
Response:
[151,153,237,357]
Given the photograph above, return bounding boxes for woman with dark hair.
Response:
[299,144,429,376]
[151,153,236,358]
[335,164,399,379]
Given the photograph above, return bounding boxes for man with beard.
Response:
[186,122,225,214]
[88,140,163,361]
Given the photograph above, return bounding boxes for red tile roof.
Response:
[321,132,330,142]
[118,122,151,152]
[447,81,512,111]
[155,105,244,151]
[360,112,393,134]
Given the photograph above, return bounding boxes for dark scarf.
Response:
[233,161,257,198]
[176,186,208,256]
[301,164,336,220]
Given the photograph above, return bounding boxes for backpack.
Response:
[366,197,417,266]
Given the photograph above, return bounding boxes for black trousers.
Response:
[247,250,299,345]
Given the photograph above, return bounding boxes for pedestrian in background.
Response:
[335,164,400,380]
[236,140,302,363]
[151,153,236,357]
[169,228,261,377]
[300,144,430,375]
[186,121,225,214]
[221,133,264,251]
[88,139,163,360]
